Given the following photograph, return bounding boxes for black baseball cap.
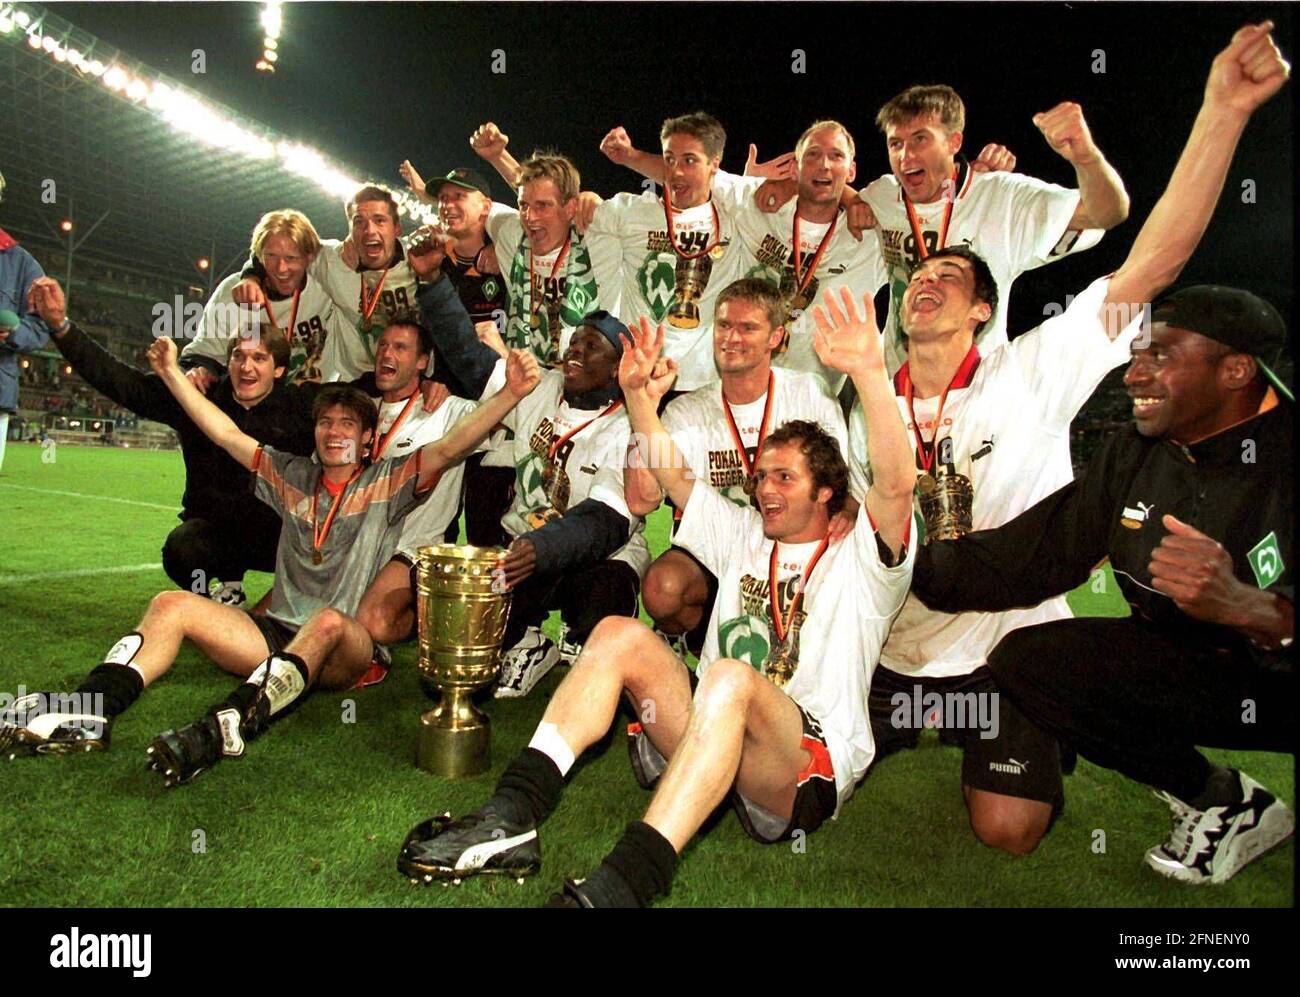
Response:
[579,310,629,358]
[1151,285,1292,402]
[434,168,493,199]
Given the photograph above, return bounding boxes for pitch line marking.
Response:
[0,563,165,586]
[0,482,176,511]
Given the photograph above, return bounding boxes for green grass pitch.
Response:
[0,441,1291,907]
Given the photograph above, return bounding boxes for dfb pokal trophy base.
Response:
[417,692,491,778]
[414,543,512,779]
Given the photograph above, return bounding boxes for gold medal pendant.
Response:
[312,551,324,565]
[765,644,794,688]
[917,472,938,496]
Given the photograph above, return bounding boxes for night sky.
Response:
[45,1,1296,334]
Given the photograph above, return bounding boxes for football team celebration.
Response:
[0,2,1293,918]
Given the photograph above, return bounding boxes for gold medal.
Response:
[765,643,794,687]
[917,472,938,496]
[312,551,323,565]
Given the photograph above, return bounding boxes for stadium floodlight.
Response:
[15,9,30,29]
[25,30,38,48]
[264,37,277,51]
[87,58,105,76]
[59,218,73,233]
[255,58,274,73]
[126,77,148,101]
[0,15,12,35]
[102,64,127,89]
[196,257,210,271]
[264,49,278,63]
[261,2,282,39]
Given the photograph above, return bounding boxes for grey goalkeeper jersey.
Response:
[252,445,432,628]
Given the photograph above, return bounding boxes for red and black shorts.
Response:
[626,699,837,845]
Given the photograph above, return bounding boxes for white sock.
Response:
[528,721,576,777]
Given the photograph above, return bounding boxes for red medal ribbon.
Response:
[311,466,364,560]
[261,287,301,341]
[899,343,980,473]
[547,396,624,461]
[790,212,837,297]
[902,159,970,261]
[529,233,572,326]
[661,187,722,261]
[359,269,390,326]
[370,390,422,462]
[721,371,775,478]
[768,534,830,646]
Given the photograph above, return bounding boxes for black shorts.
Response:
[666,544,719,657]
[627,697,837,845]
[868,664,1063,806]
[250,615,298,657]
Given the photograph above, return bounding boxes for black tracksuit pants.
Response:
[502,559,640,650]
[161,515,280,591]
[987,617,1294,802]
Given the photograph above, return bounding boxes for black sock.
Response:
[490,747,565,825]
[1189,765,1241,810]
[596,821,678,908]
[76,664,144,718]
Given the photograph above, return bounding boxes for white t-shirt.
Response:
[371,393,483,560]
[848,276,1141,678]
[676,483,915,813]
[728,180,889,392]
[485,206,617,365]
[495,367,649,577]
[661,367,858,516]
[587,180,755,391]
[182,271,348,383]
[308,239,422,381]
[861,168,1103,373]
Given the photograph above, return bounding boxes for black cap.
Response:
[434,168,493,199]
[578,310,629,358]
[1151,285,1291,402]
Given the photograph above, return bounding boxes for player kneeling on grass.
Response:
[395,293,915,907]
[0,338,540,785]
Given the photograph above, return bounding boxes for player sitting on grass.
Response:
[395,294,914,907]
[625,277,857,662]
[0,337,540,787]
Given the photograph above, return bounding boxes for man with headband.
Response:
[912,285,1293,882]
[405,235,648,698]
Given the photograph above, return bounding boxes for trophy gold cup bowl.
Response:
[918,464,975,543]
[414,544,512,777]
[666,253,713,329]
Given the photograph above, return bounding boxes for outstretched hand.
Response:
[1033,103,1100,166]
[505,348,541,399]
[744,144,797,181]
[618,316,677,401]
[147,335,181,379]
[1204,21,1290,116]
[600,126,635,165]
[399,159,428,199]
[811,286,885,377]
[470,121,510,161]
[406,224,451,281]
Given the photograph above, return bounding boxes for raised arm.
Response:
[811,286,913,557]
[618,318,694,509]
[470,122,523,188]
[1032,102,1129,231]
[146,335,259,470]
[418,348,540,488]
[1104,22,1289,327]
[599,126,666,184]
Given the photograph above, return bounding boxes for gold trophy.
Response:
[667,252,714,329]
[918,461,974,543]
[414,544,513,777]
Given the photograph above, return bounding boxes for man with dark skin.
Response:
[405,232,648,698]
[912,285,1293,884]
